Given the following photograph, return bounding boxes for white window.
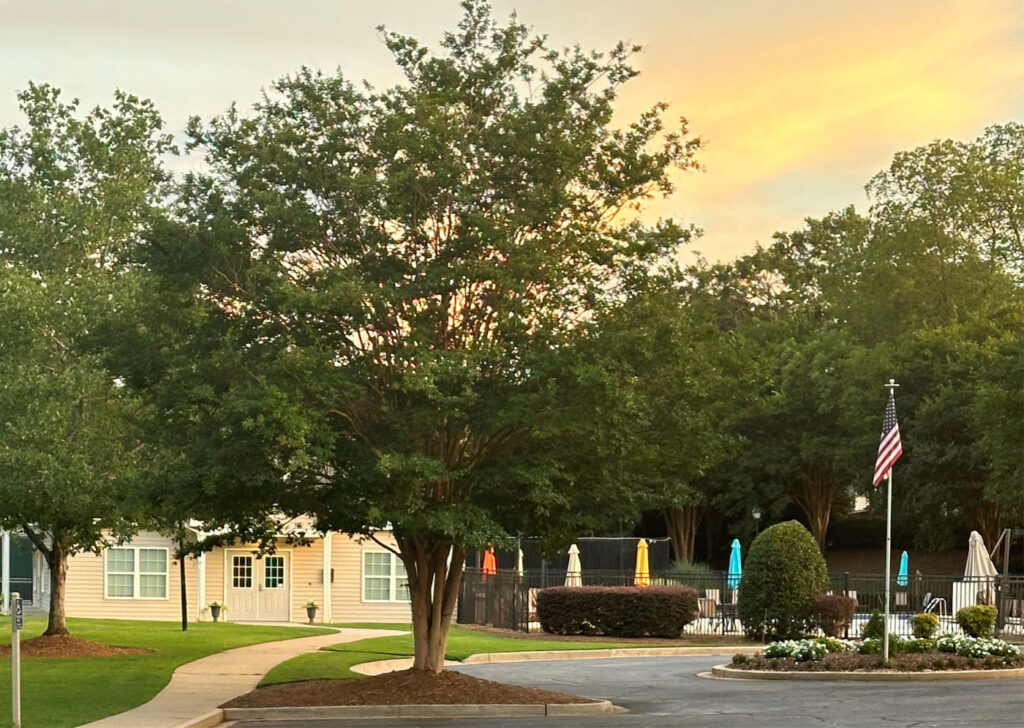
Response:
[362,551,409,602]
[105,547,168,599]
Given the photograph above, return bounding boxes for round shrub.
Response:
[911,612,940,639]
[737,520,829,641]
[811,594,857,637]
[956,605,997,637]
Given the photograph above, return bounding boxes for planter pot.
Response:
[306,607,318,624]
[210,605,222,622]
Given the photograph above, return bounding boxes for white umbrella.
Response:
[965,530,998,606]
[516,547,525,577]
[565,543,583,587]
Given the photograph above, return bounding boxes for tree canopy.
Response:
[0,84,173,634]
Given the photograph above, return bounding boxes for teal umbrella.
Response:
[727,539,743,588]
[896,550,909,587]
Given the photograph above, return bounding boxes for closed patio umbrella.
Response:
[482,547,497,580]
[896,550,909,587]
[565,543,582,587]
[634,538,651,587]
[727,539,743,589]
[965,531,997,605]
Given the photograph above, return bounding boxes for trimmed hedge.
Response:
[811,594,857,637]
[956,605,997,637]
[737,520,829,641]
[536,586,698,638]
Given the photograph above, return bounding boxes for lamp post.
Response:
[752,506,762,537]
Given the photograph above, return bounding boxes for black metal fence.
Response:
[456,567,1024,640]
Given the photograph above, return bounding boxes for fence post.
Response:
[843,572,851,639]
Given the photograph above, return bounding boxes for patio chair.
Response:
[894,592,908,613]
[705,588,721,605]
[923,592,947,617]
[698,597,718,632]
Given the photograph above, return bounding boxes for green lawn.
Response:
[0,617,333,728]
[260,623,677,685]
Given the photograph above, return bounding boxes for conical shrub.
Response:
[737,520,829,641]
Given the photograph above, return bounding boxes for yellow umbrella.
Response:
[634,538,651,587]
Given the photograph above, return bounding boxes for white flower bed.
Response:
[761,635,1022,662]
[935,635,1022,658]
[762,637,858,661]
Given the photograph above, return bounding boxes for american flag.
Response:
[873,390,902,487]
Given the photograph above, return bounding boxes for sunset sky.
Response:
[2,0,1021,261]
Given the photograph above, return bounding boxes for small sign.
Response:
[13,597,22,631]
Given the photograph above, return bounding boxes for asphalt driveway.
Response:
[234,654,1024,728]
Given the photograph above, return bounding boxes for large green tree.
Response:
[157,1,700,671]
[0,85,173,634]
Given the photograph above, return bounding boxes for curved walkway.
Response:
[76,626,406,728]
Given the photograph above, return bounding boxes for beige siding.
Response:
[291,539,324,623]
[64,531,198,622]
[64,527,416,624]
[330,532,412,624]
[203,547,225,619]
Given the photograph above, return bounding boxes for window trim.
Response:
[104,546,169,601]
[361,550,410,603]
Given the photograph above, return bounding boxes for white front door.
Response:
[225,551,291,621]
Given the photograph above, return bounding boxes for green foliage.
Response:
[956,605,998,638]
[0,84,173,635]
[148,0,702,670]
[737,521,829,640]
[911,612,941,639]
[862,609,886,640]
[691,123,1024,550]
[536,586,699,638]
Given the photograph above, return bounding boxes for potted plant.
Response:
[208,601,226,622]
[304,601,319,624]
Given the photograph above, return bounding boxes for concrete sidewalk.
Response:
[77,626,407,728]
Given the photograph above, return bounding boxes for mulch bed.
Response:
[0,634,150,658]
[732,652,1024,672]
[222,668,598,708]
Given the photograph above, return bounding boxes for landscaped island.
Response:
[729,635,1024,672]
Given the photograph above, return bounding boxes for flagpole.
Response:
[883,468,892,662]
[882,378,899,663]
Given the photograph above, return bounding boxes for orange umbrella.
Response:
[634,538,651,587]
[482,547,497,580]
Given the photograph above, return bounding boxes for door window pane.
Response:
[264,556,285,588]
[233,556,253,588]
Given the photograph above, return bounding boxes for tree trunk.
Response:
[972,502,1001,551]
[397,536,466,674]
[44,541,70,637]
[793,462,837,549]
[664,506,702,563]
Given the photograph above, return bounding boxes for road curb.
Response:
[222,699,622,721]
[462,645,761,664]
[171,708,224,728]
[711,664,1024,682]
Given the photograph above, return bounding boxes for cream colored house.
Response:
[59,527,414,624]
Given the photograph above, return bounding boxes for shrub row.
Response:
[536,585,698,638]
